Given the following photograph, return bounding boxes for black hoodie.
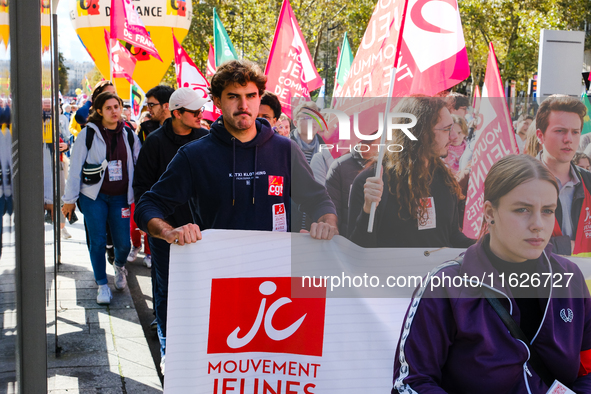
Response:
[132,117,208,228]
[134,118,336,233]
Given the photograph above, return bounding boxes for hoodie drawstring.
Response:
[253,145,258,205]
[232,137,236,206]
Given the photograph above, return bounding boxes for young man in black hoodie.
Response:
[132,87,209,371]
[134,60,337,246]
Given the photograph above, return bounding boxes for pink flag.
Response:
[110,0,161,61]
[265,0,323,117]
[462,42,519,239]
[105,29,136,84]
[337,0,468,101]
[207,43,216,77]
[173,33,222,122]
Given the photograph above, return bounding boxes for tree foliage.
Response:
[163,0,376,96]
[459,0,591,94]
[58,52,69,94]
[162,0,591,98]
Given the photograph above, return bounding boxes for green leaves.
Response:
[459,0,590,93]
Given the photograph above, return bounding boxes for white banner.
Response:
[165,230,591,393]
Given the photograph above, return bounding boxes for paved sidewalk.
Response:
[0,211,163,393]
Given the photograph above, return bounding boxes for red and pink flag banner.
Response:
[207,43,216,77]
[104,29,137,84]
[328,0,470,158]
[173,33,222,122]
[462,42,519,239]
[336,0,469,101]
[265,0,324,118]
[110,0,161,61]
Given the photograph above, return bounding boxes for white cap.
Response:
[169,87,210,111]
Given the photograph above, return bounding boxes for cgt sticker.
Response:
[268,176,284,196]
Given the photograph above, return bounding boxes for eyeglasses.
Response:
[181,107,204,117]
[433,125,453,133]
[146,102,161,109]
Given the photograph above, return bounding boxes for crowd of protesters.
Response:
[53,59,591,389]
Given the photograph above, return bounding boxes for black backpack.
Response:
[86,125,135,154]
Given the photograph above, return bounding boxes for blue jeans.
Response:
[149,236,170,355]
[79,193,130,285]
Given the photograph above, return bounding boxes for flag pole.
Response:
[365,0,409,233]
[367,68,397,232]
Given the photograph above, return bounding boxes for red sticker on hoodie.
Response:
[268,176,284,196]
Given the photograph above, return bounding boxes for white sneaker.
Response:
[114,265,128,290]
[127,246,141,262]
[97,285,112,305]
[160,355,165,375]
[61,227,72,239]
[143,254,152,268]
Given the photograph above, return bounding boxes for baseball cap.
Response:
[169,87,210,111]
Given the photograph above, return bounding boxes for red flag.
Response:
[462,42,519,239]
[105,29,137,84]
[173,33,221,122]
[265,0,323,117]
[207,43,216,77]
[110,0,161,61]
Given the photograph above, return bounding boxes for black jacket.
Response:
[348,164,475,248]
[132,118,208,228]
[137,119,162,144]
[552,164,591,255]
[325,150,368,236]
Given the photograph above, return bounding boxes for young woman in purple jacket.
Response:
[393,154,591,393]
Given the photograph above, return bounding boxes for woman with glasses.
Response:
[290,101,327,164]
[348,96,474,249]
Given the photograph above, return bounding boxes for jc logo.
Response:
[227,281,306,348]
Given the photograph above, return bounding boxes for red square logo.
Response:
[274,203,285,215]
[207,278,326,356]
[268,176,284,196]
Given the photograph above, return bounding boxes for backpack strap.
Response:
[86,125,135,157]
[85,126,95,152]
[125,126,135,151]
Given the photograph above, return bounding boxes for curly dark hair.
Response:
[383,96,462,226]
[210,60,267,98]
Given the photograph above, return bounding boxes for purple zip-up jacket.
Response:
[393,240,591,394]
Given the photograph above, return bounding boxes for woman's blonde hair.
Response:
[524,120,540,157]
[451,114,468,136]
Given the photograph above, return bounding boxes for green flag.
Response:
[583,93,591,135]
[336,32,353,86]
[213,8,239,66]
